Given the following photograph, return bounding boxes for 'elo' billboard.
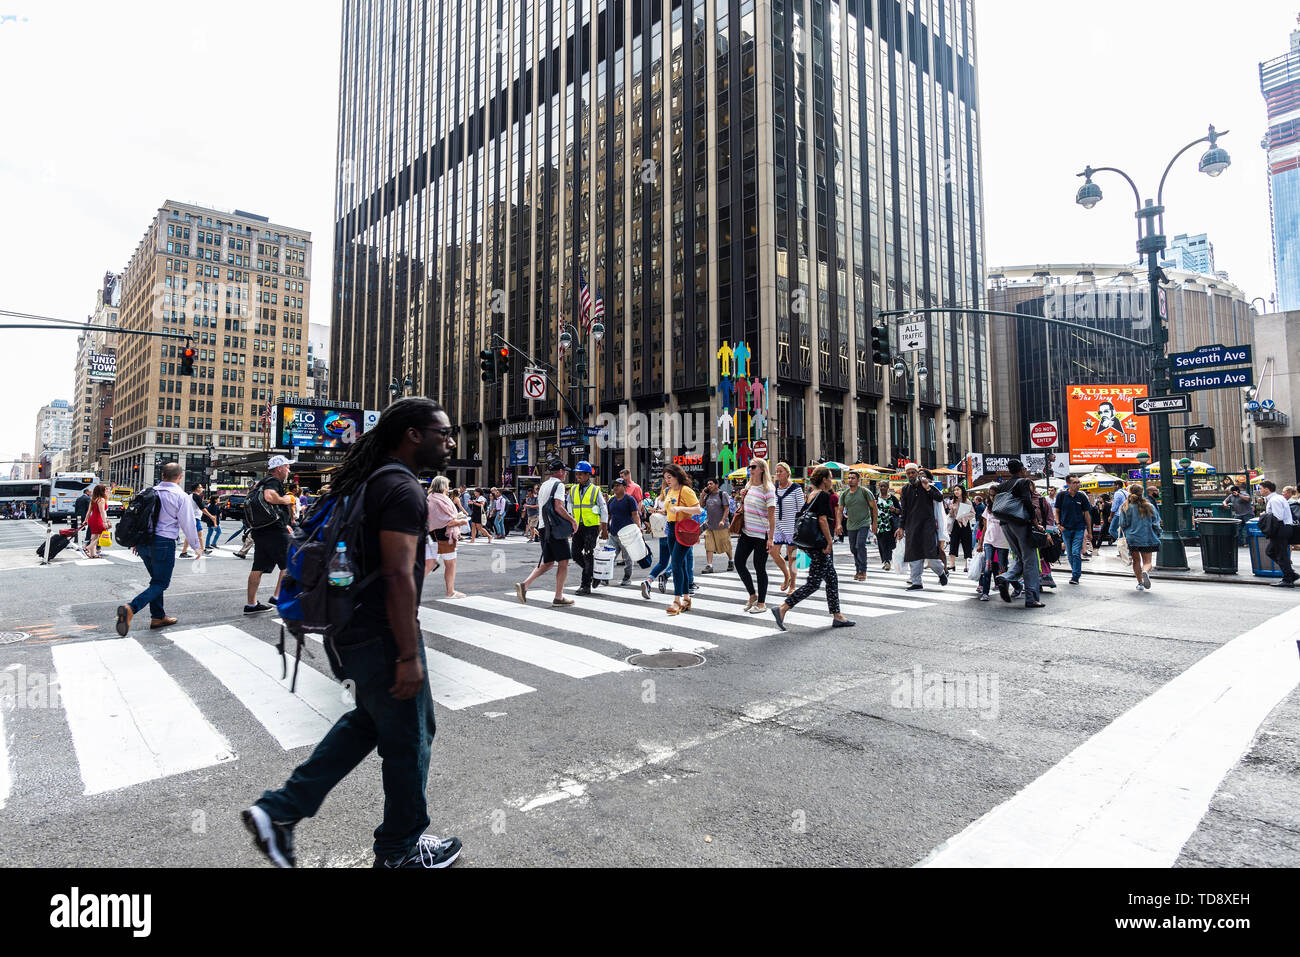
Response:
[278,405,363,449]
[1066,384,1151,464]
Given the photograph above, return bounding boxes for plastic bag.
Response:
[98,530,113,548]
[894,538,908,575]
[967,550,984,582]
[795,550,811,570]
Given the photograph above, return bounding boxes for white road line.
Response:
[702,574,936,610]
[75,558,112,566]
[510,672,883,813]
[162,626,349,751]
[51,639,235,796]
[421,647,535,710]
[456,594,716,653]
[103,550,144,563]
[554,586,779,639]
[420,606,635,678]
[688,584,898,621]
[711,568,968,603]
[293,626,535,711]
[920,604,1300,868]
[0,698,9,809]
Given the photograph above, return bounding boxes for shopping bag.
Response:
[592,544,616,581]
[894,537,908,575]
[967,550,984,582]
[98,530,113,548]
[1116,534,1130,564]
[795,550,811,570]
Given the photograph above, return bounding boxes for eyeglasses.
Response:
[421,425,454,438]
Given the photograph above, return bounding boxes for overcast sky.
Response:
[0,0,1290,462]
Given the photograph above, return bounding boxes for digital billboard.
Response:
[278,405,363,449]
[1065,384,1151,464]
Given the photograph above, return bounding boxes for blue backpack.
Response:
[275,463,411,691]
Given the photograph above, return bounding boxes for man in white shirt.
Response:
[515,461,579,606]
[1261,480,1297,587]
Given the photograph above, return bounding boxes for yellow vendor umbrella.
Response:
[1078,472,1126,493]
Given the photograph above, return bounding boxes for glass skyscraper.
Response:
[1261,25,1300,312]
[332,0,989,486]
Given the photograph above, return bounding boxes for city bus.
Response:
[48,472,97,521]
[0,479,51,519]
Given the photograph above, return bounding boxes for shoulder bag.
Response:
[674,494,703,546]
[793,493,828,552]
[729,489,746,534]
[991,481,1030,524]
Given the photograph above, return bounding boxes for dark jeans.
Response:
[130,534,177,619]
[669,539,693,597]
[1062,527,1086,581]
[877,531,895,564]
[647,534,673,580]
[1236,518,1249,548]
[205,524,221,548]
[847,526,871,574]
[573,524,601,587]
[257,632,437,862]
[978,544,1008,595]
[1001,522,1041,603]
[733,534,769,602]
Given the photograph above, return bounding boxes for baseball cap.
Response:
[268,454,297,470]
[613,478,626,486]
[548,460,567,473]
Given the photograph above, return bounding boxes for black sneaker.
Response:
[244,602,272,614]
[726,561,735,572]
[939,572,949,587]
[906,583,924,591]
[375,834,463,869]
[657,574,668,594]
[689,582,699,594]
[995,576,1011,604]
[576,586,592,596]
[242,805,297,868]
[268,595,280,606]
[620,575,631,587]
[640,580,651,600]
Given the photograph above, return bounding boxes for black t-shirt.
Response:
[350,461,428,634]
[259,475,293,526]
[193,493,215,526]
[805,489,834,526]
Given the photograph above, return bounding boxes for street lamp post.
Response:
[890,328,928,468]
[1136,450,1150,492]
[205,441,215,488]
[558,319,604,432]
[1075,124,1231,570]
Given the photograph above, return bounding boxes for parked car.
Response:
[217,491,248,521]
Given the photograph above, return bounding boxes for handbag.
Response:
[98,530,113,548]
[1028,526,1050,551]
[675,515,702,547]
[991,487,1030,524]
[793,495,827,552]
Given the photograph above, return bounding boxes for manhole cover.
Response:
[0,632,30,645]
[627,651,706,669]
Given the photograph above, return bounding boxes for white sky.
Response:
[0,0,1290,462]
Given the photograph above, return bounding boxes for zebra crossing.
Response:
[0,558,952,804]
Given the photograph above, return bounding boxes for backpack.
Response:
[275,463,411,692]
[542,479,574,540]
[114,487,162,549]
[242,477,280,530]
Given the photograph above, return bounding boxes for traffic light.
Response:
[495,346,510,379]
[870,324,891,365]
[479,348,495,383]
[180,346,196,376]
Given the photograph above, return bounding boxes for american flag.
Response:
[579,275,593,333]
[589,290,604,330]
[262,402,273,429]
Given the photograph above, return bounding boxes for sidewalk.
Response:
[1080,542,1285,585]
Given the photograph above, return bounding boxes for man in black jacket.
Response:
[993,459,1046,608]
[896,463,947,591]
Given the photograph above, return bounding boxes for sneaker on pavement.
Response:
[640,580,651,600]
[242,805,297,868]
[1142,571,1151,590]
[244,602,272,614]
[939,572,949,587]
[995,576,1010,603]
[978,593,990,602]
[375,834,462,869]
[726,561,734,572]
[514,582,527,604]
[552,597,575,607]
[576,586,592,596]
[115,604,133,637]
[701,565,714,574]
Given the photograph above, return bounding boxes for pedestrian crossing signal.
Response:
[180,347,196,376]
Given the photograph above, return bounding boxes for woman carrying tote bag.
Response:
[770,466,855,631]
[426,476,468,599]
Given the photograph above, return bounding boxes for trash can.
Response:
[1196,518,1239,574]
[1246,518,1284,578]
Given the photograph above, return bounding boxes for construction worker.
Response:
[569,461,609,595]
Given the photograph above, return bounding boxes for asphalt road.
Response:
[0,516,1296,868]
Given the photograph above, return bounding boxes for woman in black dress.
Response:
[469,488,492,543]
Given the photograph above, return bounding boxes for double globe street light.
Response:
[1074,125,1231,570]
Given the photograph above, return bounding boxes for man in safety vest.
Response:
[569,461,609,595]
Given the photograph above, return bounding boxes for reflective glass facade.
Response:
[333,0,988,482]
[1261,38,1300,312]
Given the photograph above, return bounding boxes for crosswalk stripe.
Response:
[455,594,716,653]
[0,699,9,809]
[554,585,778,639]
[421,647,535,710]
[162,626,349,750]
[75,558,112,566]
[700,574,935,610]
[293,627,536,712]
[687,584,898,620]
[419,606,635,678]
[51,639,235,795]
[103,550,143,563]
[704,567,969,603]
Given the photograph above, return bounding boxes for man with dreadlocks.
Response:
[243,397,464,869]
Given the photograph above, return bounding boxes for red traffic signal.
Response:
[180,346,197,376]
